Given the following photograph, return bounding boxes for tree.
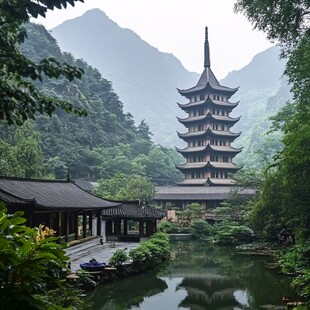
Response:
[15,122,43,178]
[235,0,310,240]
[0,139,23,177]
[0,0,86,126]
[234,0,309,45]
[94,173,155,202]
[234,0,310,107]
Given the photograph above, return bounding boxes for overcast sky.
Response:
[36,0,274,79]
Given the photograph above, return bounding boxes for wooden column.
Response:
[89,210,93,236]
[65,211,70,242]
[82,211,87,238]
[139,220,144,237]
[57,210,62,238]
[97,211,102,236]
[75,211,79,240]
[123,219,128,236]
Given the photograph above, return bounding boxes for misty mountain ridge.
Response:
[51,9,198,146]
[51,9,289,154]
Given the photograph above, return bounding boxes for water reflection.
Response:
[89,241,295,310]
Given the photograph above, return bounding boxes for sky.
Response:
[36,0,274,79]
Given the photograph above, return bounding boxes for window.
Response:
[210,155,218,161]
[223,156,229,162]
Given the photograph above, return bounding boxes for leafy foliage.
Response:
[234,1,310,303]
[234,0,309,45]
[191,219,215,240]
[128,232,171,270]
[0,203,71,309]
[93,173,155,202]
[109,249,129,267]
[279,242,310,305]
[0,22,182,183]
[0,0,86,126]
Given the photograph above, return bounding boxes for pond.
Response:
[88,241,296,309]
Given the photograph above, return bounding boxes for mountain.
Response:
[51,9,199,147]
[221,46,287,132]
[51,9,291,168]
[0,22,182,182]
[220,46,291,166]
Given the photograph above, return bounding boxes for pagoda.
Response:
[176,27,242,186]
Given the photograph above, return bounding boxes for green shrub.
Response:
[214,221,255,245]
[109,249,129,267]
[191,219,215,239]
[128,232,171,270]
[129,244,152,269]
[158,221,180,233]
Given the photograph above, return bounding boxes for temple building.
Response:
[175,26,242,186]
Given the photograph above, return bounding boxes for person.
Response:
[89,258,98,264]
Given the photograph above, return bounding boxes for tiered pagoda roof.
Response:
[174,26,242,187]
[177,97,239,111]
[177,29,238,98]
[175,145,243,155]
[177,113,240,126]
[176,162,239,171]
[177,128,241,140]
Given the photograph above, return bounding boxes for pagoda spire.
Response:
[204,26,211,68]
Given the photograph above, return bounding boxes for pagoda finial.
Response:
[204,26,211,68]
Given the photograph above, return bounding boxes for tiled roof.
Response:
[207,178,236,186]
[0,177,119,210]
[177,27,238,98]
[177,98,239,110]
[175,145,242,155]
[177,128,241,140]
[176,162,208,170]
[176,161,239,171]
[154,186,255,201]
[208,162,239,170]
[102,203,166,220]
[178,68,238,97]
[177,113,240,125]
[174,179,209,186]
[141,205,166,219]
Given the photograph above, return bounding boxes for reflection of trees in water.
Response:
[168,241,294,310]
[89,241,295,310]
[88,270,167,309]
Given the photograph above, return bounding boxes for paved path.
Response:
[65,238,140,272]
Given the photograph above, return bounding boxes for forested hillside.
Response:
[0,23,182,183]
[51,9,199,147]
[220,46,290,167]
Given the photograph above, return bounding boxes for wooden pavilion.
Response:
[0,176,120,243]
[102,202,166,242]
[0,177,166,243]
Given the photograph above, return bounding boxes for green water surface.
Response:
[88,241,295,310]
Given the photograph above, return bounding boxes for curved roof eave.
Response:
[177,83,239,97]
